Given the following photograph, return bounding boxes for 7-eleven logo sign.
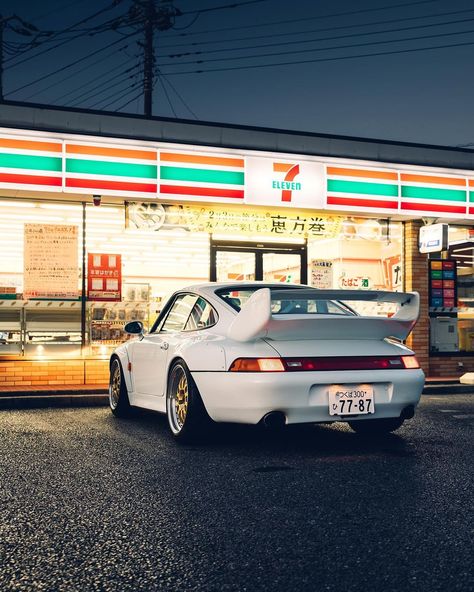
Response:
[272,162,301,202]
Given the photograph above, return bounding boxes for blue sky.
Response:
[1,0,473,148]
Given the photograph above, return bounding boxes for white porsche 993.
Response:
[109,283,425,442]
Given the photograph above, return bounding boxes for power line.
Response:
[159,6,474,50]
[160,14,474,61]
[158,71,198,119]
[50,53,136,104]
[157,72,177,117]
[157,25,474,69]
[67,64,140,107]
[160,37,474,77]
[5,31,139,97]
[114,90,143,111]
[180,0,269,16]
[4,1,123,67]
[23,43,133,101]
[94,79,142,110]
[167,0,441,38]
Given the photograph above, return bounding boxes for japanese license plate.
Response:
[328,385,375,416]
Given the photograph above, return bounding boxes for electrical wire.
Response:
[160,37,474,77]
[5,1,124,67]
[168,0,441,38]
[87,75,142,110]
[114,90,143,112]
[5,31,139,97]
[96,81,142,111]
[180,0,268,16]
[23,44,133,102]
[29,0,90,23]
[159,6,474,50]
[157,73,178,117]
[51,54,136,104]
[157,26,474,68]
[67,65,140,107]
[160,14,474,61]
[158,72,198,119]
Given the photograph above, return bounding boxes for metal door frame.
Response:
[210,239,307,283]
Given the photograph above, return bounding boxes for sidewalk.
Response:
[0,377,472,409]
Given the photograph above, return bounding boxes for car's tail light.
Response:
[401,356,420,369]
[229,356,420,372]
[229,358,285,372]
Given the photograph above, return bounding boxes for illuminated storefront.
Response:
[0,103,473,384]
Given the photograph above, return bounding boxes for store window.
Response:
[0,198,404,360]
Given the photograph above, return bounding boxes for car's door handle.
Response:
[160,342,169,350]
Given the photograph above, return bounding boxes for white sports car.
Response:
[109,283,425,442]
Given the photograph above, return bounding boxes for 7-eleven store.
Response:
[0,102,473,387]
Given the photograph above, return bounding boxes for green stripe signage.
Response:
[66,159,157,178]
[160,166,245,185]
[0,153,62,172]
[327,179,398,197]
[401,186,466,202]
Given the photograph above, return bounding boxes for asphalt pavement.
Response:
[0,394,473,592]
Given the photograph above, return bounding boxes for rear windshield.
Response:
[216,287,355,316]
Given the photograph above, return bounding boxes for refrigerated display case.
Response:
[24,300,82,357]
[88,301,150,357]
[0,300,24,355]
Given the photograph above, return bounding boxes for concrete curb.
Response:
[0,394,108,409]
[422,384,474,395]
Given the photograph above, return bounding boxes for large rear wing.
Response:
[226,288,420,343]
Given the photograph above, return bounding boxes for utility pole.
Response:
[143,1,155,117]
[131,0,181,117]
[0,15,4,101]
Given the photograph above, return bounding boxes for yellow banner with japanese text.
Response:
[126,202,343,239]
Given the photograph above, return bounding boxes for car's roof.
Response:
[180,282,311,296]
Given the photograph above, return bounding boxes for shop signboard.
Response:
[428,259,457,316]
[246,157,325,209]
[125,202,343,239]
[419,223,448,253]
[24,224,78,299]
[311,260,333,289]
[87,253,122,301]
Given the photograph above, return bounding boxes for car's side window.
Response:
[184,297,218,331]
[160,294,198,333]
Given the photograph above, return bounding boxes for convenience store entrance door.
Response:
[210,240,307,284]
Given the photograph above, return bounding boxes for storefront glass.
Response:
[0,198,404,360]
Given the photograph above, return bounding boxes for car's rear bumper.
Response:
[192,369,425,425]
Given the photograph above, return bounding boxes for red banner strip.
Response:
[66,178,157,193]
[401,202,466,214]
[0,173,62,186]
[327,195,398,209]
[160,184,244,199]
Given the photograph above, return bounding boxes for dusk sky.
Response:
[1,0,473,148]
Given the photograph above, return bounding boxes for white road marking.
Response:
[439,409,458,413]
[452,414,474,419]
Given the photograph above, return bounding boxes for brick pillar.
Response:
[404,221,430,373]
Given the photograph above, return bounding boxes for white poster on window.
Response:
[24,224,79,299]
[311,260,333,289]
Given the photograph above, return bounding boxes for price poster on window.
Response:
[311,260,333,289]
[87,253,122,301]
[24,224,78,299]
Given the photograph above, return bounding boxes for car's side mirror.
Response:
[124,321,144,335]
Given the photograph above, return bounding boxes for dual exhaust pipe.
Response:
[262,405,415,429]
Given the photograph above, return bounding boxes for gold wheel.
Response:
[175,373,189,427]
[109,361,121,409]
[168,364,189,434]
